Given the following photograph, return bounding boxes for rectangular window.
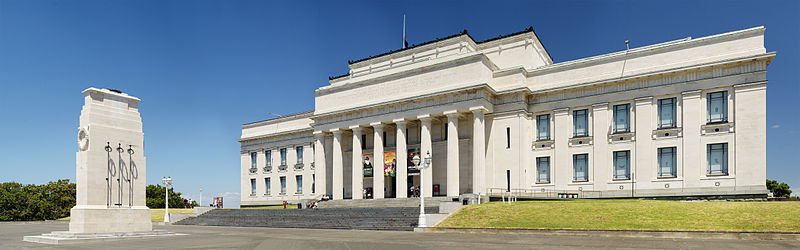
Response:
[658,98,677,128]
[312,174,316,194]
[296,146,304,164]
[250,152,257,169]
[383,131,387,147]
[573,154,589,181]
[613,104,630,133]
[707,91,728,123]
[265,178,271,195]
[506,127,511,148]
[573,109,588,137]
[613,151,630,180]
[657,147,677,178]
[265,150,272,167]
[536,114,550,140]
[280,148,287,166]
[536,157,550,183]
[280,176,287,194]
[707,143,728,175]
[296,175,303,193]
[362,134,367,150]
[250,178,256,195]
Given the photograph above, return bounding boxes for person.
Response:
[282,201,287,209]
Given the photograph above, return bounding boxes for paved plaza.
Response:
[2,222,799,249]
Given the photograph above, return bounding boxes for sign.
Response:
[407,148,420,175]
[384,151,396,177]
[363,153,373,178]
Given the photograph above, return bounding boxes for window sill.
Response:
[249,193,256,197]
[652,127,682,139]
[535,182,551,185]
[264,193,270,196]
[607,179,633,184]
[701,122,734,135]
[568,181,592,186]
[532,140,554,150]
[701,175,733,180]
[568,136,593,147]
[652,177,682,182]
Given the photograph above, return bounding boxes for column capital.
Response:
[313,130,326,137]
[369,122,385,130]
[348,125,364,133]
[392,118,409,125]
[330,128,343,135]
[417,114,433,121]
[469,106,489,114]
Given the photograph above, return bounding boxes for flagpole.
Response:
[403,15,406,49]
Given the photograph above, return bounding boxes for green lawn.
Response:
[438,199,800,232]
[58,208,195,222]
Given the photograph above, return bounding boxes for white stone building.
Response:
[240,26,773,206]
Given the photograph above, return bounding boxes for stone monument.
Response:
[70,87,152,233]
[24,88,172,244]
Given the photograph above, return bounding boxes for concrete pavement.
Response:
[3,221,800,249]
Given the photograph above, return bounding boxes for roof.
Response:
[242,110,314,127]
[329,26,549,80]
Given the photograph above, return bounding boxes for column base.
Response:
[68,205,152,233]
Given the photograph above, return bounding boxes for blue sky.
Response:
[0,0,797,207]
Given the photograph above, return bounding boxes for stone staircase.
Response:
[174,207,439,231]
[317,197,454,208]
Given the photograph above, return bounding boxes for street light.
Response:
[162,176,172,223]
[413,151,432,227]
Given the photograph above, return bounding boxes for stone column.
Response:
[350,126,363,199]
[418,115,433,198]
[331,129,344,200]
[470,108,486,196]
[313,131,327,196]
[444,110,460,197]
[394,119,408,198]
[371,122,385,199]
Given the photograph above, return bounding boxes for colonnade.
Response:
[313,107,487,199]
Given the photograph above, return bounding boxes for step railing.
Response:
[488,188,607,200]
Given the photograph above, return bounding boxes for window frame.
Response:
[536,114,551,141]
[657,98,677,129]
[572,153,589,182]
[536,156,550,184]
[296,146,304,164]
[707,91,728,124]
[506,127,511,149]
[265,150,272,167]
[265,177,271,195]
[250,152,257,169]
[296,175,303,194]
[657,147,677,178]
[707,143,729,176]
[612,104,630,133]
[573,109,589,137]
[613,151,630,180]
[280,176,287,194]
[280,148,287,166]
[250,178,256,195]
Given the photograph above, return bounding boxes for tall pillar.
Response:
[331,129,344,200]
[313,131,327,196]
[350,126,363,199]
[418,115,433,198]
[470,108,486,196]
[394,119,408,198]
[444,110,460,197]
[371,122,385,199]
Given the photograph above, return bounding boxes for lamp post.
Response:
[413,151,432,227]
[162,176,172,223]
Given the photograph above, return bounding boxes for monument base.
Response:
[68,205,153,233]
[23,230,182,244]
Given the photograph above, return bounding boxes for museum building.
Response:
[239,26,774,206]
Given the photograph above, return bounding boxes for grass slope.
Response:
[438,199,800,232]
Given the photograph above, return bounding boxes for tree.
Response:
[0,179,76,221]
[145,184,191,209]
[767,179,792,198]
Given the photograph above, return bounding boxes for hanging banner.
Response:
[407,148,420,175]
[384,151,396,177]
[363,153,374,178]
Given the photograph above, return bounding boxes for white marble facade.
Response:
[240,26,773,206]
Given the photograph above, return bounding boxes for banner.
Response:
[363,153,373,178]
[384,151,396,177]
[407,148,420,175]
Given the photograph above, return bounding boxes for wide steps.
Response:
[174,207,439,231]
[318,197,453,208]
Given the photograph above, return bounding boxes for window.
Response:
[296,175,303,194]
[707,143,728,175]
[707,91,728,123]
[536,157,550,183]
[296,146,304,164]
[573,154,588,181]
[383,131,387,147]
[250,179,256,195]
[658,147,677,178]
[280,176,287,194]
[362,134,367,149]
[536,114,550,140]
[613,151,630,180]
[573,110,588,137]
[250,152,257,169]
[265,150,272,167]
[658,98,677,128]
[280,148,287,166]
[613,104,630,133]
[444,125,448,140]
[312,174,316,194]
[506,127,511,148]
[265,178,271,195]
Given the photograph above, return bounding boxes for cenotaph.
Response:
[24,88,172,244]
